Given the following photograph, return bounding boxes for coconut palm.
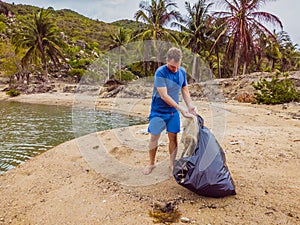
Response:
[180,1,213,55]
[274,31,299,72]
[134,0,182,75]
[208,17,231,77]
[12,8,65,80]
[109,27,130,80]
[212,0,283,77]
[134,0,182,42]
[264,32,282,71]
[175,0,214,80]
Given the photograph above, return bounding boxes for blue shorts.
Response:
[148,111,180,135]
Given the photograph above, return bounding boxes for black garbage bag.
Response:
[173,115,236,198]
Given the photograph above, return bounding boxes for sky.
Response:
[2,0,300,45]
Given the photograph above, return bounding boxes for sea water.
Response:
[0,101,147,174]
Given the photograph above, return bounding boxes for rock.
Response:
[104,78,124,87]
[180,217,191,223]
[236,92,255,103]
[282,103,288,109]
[63,85,77,93]
[230,141,240,145]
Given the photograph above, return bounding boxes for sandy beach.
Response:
[0,91,299,224]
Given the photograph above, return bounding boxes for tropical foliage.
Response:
[176,0,214,81]
[211,0,283,77]
[0,40,23,85]
[0,0,299,90]
[133,0,183,74]
[134,0,181,42]
[12,8,65,80]
[109,27,131,80]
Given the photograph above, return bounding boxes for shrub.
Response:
[264,67,272,72]
[69,58,91,69]
[0,21,6,33]
[252,72,300,104]
[6,89,21,97]
[68,68,86,82]
[114,69,137,81]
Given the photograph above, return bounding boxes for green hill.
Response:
[0,1,140,51]
[110,19,147,31]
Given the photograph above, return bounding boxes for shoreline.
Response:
[0,91,300,224]
[0,91,152,118]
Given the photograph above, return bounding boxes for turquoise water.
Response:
[0,101,147,174]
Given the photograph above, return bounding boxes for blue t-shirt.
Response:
[150,65,187,114]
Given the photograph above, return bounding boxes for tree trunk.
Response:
[217,51,221,78]
[271,60,275,71]
[195,57,200,82]
[26,72,30,85]
[37,36,48,80]
[107,57,110,80]
[256,55,262,71]
[42,60,48,81]
[233,43,240,77]
[242,62,247,75]
[9,75,13,87]
[119,52,122,81]
[192,54,197,80]
[144,42,150,77]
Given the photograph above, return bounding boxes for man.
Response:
[143,47,197,175]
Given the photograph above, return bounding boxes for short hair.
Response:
[167,47,182,62]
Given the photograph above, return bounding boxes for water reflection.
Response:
[0,101,147,174]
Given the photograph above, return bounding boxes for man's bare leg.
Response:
[143,133,160,175]
[168,132,178,171]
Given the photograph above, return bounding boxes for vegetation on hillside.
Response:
[0,0,299,103]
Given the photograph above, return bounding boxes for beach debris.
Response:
[135,129,148,135]
[149,201,181,224]
[290,113,300,120]
[180,216,191,223]
[159,142,167,146]
[282,103,288,109]
[229,141,240,145]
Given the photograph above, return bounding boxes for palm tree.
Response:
[12,8,65,80]
[109,27,130,80]
[274,31,299,72]
[212,0,283,77]
[180,1,213,55]
[176,0,214,81]
[264,32,282,71]
[134,0,181,42]
[134,0,182,75]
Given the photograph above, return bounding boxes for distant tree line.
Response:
[0,0,299,86]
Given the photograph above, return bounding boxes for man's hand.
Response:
[188,104,198,116]
[178,105,193,118]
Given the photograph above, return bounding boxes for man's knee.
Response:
[150,133,160,142]
[168,132,178,143]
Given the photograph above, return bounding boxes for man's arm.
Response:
[181,86,197,115]
[157,87,191,117]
